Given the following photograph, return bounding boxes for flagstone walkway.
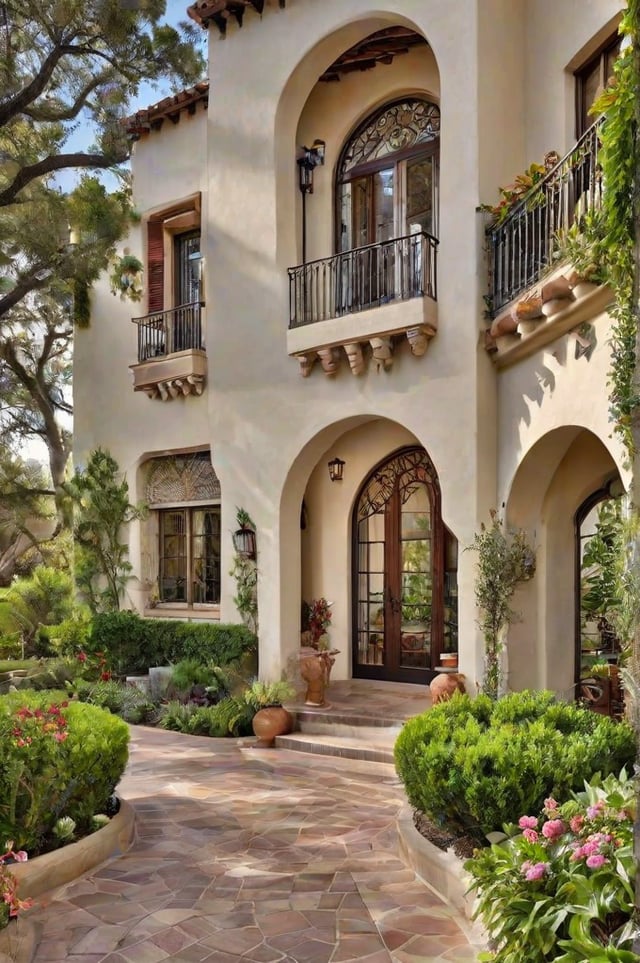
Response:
[22,726,478,963]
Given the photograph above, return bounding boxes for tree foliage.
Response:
[70,448,144,613]
[0,0,204,321]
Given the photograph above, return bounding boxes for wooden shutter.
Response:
[147,220,165,313]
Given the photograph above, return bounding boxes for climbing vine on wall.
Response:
[590,8,637,455]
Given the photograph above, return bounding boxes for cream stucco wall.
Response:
[73,0,625,693]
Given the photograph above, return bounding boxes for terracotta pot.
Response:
[251,706,293,747]
[430,672,466,704]
[440,653,458,668]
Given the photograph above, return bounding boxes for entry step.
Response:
[274,731,397,765]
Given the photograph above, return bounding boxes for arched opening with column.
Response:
[504,426,623,698]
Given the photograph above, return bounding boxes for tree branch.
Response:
[22,72,110,123]
[0,149,129,207]
[0,270,51,318]
[0,41,79,128]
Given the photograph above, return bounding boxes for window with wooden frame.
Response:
[159,506,221,605]
[146,193,202,314]
[336,98,440,253]
[575,33,621,137]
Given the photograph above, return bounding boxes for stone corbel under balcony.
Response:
[486,264,614,369]
[288,296,437,378]
[130,349,207,400]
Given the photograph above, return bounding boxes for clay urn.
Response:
[429,672,466,705]
[251,706,293,748]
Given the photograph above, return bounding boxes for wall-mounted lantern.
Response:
[328,457,345,482]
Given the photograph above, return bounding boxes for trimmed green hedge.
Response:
[394,690,636,843]
[0,690,129,854]
[67,611,257,675]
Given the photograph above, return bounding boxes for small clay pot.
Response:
[440,653,458,668]
[251,706,293,747]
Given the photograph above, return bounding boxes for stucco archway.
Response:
[273,12,441,271]
[504,427,622,697]
[276,415,445,684]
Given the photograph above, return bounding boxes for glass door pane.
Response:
[406,156,435,236]
[399,486,431,669]
[355,511,386,668]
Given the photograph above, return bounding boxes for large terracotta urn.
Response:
[299,650,326,706]
[251,706,293,747]
[429,672,466,705]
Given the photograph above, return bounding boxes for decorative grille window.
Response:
[339,99,440,178]
[159,506,221,604]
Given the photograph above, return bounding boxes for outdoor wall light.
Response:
[328,457,345,482]
[297,139,326,195]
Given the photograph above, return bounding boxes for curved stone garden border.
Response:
[396,805,487,950]
[0,800,135,963]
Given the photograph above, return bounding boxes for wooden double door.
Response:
[352,448,457,683]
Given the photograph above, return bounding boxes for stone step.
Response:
[296,717,403,740]
[292,707,406,729]
[274,731,398,765]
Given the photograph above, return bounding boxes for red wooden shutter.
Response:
[147,220,164,313]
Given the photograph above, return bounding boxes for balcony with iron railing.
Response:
[487,118,614,364]
[287,231,439,377]
[130,300,207,400]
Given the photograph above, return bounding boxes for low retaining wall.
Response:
[396,806,487,949]
[0,800,135,963]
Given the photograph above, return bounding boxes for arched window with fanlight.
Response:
[335,98,439,313]
[337,97,440,251]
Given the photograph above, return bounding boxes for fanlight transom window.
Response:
[337,98,440,254]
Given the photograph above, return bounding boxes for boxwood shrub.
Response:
[0,690,129,854]
[394,690,636,843]
[79,611,257,676]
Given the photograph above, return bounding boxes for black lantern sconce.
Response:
[328,457,345,483]
[297,139,326,194]
[232,524,257,560]
[297,139,325,266]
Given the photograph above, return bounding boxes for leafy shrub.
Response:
[466,771,637,963]
[88,611,257,675]
[0,633,23,660]
[5,566,75,651]
[74,679,154,724]
[40,609,92,656]
[394,691,635,841]
[13,657,86,692]
[158,695,253,737]
[0,690,129,853]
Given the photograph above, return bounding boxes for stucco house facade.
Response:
[74,0,626,701]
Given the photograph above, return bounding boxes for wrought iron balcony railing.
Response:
[288,231,438,328]
[488,117,603,316]
[132,301,205,363]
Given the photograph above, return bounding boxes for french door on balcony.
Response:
[353,448,457,684]
[336,98,439,315]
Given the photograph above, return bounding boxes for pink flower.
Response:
[586,801,604,820]
[569,815,584,833]
[12,852,27,863]
[544,797,558,811]
[523,861,549,881]
[53,732,68,743]
[518,816,538,830]
[76,651,87,663]
[522,829,539,843]
[586,854,607,870]
[541,819,565,840]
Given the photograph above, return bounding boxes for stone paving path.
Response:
[24,727,477,963]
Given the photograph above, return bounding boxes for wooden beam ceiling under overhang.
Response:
[320,28,427,82]
[187,0,285,34]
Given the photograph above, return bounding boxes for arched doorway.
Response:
[352,446,457,682]
[575,480,625,714]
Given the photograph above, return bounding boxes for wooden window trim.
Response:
[144,193,201,313]
[574,32,621,138]
[158,505,220,606]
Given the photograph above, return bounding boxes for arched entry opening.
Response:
[352,445,457,683]
[575,479,625,715]
[504,426,623,696]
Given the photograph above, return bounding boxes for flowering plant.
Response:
[76,649,112,681]
[466,770,637,963]
[306,598,332,648]
[0,843,32,929]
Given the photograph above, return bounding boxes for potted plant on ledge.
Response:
[244,680,295,747]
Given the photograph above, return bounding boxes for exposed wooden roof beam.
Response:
[187,0,282,32]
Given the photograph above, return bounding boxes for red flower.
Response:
[76,651,87,663]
